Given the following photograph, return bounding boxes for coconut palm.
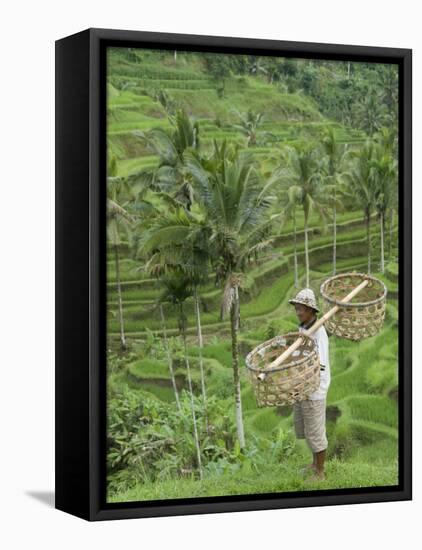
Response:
[321,127,348,275]
[343,140,377,274]
[158,301,182,412]
[374,126,398,160]
[386,178,399,262]
[187,226,212,434]
[373,128,399,260]
[155,89,178,117]
[139,207,212,432]
[370,149,398,273]
[185,140,281,449]
[107,172,134,351]
[379,65,399,127]
[132,108,200,210]
[356,88,388,137]
[230,108,276,147]
[158,272,203,479]
[278,144,327,287]
[265,59,283,85]
[280,185,301,288]
[132,201,187,411]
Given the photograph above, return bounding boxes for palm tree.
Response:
[230,108,275,147]
[158,273,203,480]
[158,301,182,412]
[187,225,212,434]
[279,144,327,287]
[373,128,398,260]
[321,127,348,275]
[370,149,398,273]
[132,199,187,411]
[185,140,281,449]
[154,89,179,117]
[387,178,399,261]
[132,108,200,210]
[139,207,212,432]
[107,171,134,351]
[356,88,387,137]
[202,54,232,98]
[379,65,399,128]
[280,185,301,288]
[263,59,282,84]
[374,126,398,161]
[343,140,377,274]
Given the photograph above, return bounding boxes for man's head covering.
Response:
[288,287,319,312]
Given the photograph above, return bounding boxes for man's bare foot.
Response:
[300,463,316,475]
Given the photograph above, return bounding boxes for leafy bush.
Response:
[107,382,296,496]
[107,385,237,493]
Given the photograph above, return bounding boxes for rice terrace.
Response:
[105,46,399,503]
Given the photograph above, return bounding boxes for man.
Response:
[289,288,331,481]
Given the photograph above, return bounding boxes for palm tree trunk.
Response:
[194,288,209,433]
[304,216,310,287]
[380,212,385,273]
[230,283,246,450]
[114,244,126,351]
[293,208,298,288]
[159,304,181,412]
[389,208,395,259]
[366,213,372,274]
[180,304,203,480]
[332,186,337,275]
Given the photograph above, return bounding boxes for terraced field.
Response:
[106,49,368,179]
[106,48,399,501]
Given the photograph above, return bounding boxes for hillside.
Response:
[106,48,369,177]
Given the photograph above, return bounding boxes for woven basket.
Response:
[320,272,387,341]
[245,332,320,407]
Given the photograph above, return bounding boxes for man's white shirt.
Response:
[299,322,331,400]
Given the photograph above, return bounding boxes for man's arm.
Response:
[317,328,329,371]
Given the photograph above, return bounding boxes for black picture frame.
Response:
[55,27,412,521]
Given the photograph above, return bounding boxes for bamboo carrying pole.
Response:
[264,278,369,373]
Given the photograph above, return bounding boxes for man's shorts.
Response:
[293,397,328,453]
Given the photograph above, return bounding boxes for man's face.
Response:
[294,303,316,325]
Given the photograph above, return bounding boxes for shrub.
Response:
[107,386,238,493]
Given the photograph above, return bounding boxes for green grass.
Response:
[128,357,173,379]
[108,452,398,503]
[346,395,398,427]
[187,341,233,369]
